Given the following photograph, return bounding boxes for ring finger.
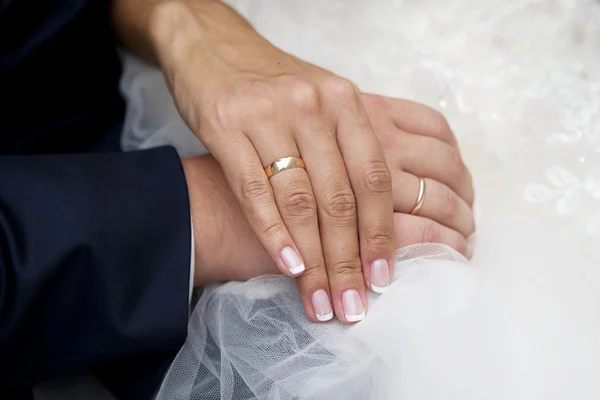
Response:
[391,133,474,207]
[393,172,475,238]
[252,130,334,323]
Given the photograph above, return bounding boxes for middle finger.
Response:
[293,83,369,323]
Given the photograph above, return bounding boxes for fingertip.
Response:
[289,264,306,276]
[280,246,305,276]
[341,289,366,323]
[345,312,366,323]
[311,289,334,322]
[369,258,391,293]
[371,284,388,294]
[315,311,334,322]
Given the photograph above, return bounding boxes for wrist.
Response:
[147,1,207,64]
[181,156,227,286]
[148,0,286,85]
[181,156,212,286]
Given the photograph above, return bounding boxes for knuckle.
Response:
[362,160,392,194]
[301,259,326,275]
[429,109,454,140]
[212,96,236,128]
[299,262,328,285]
[212,93,246,130]
[466,209,476,235]
[420,220,441,244]
[455,237,469,256]
[240,177,272,203]
[282,189,317,219]
[322,188,357,222]
[260,220,284,239]
[365,227,394,250]
[329,259,362,277]
[327,78,360,111]
[445,146,465,178]
[289,81,320,112]
[439,184,459,220]
[465,172,476,207]
[444,229,467,254]
[329,78,357,98]
[466,220,476,237]
[447,146,463,167]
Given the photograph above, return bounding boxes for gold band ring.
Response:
[410,177,426,215]
[264,157,306,179]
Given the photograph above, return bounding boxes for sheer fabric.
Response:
[157,245,476,400]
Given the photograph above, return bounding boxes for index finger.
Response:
[368,94,459,147]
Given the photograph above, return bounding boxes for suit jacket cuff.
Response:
[0,146,192,385]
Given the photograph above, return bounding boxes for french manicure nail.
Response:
[342,289,365,322]
[281,246,305,275]
[312,289,333,322]
[370,259,390,293]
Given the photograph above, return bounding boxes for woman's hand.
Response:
[149,1,393,324]
[360,93,475,257]
[183,146,474,291]
[185,95,476,288]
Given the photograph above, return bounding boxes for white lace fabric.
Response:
[116,0,600,399]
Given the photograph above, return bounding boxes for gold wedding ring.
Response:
[264,156,306,179]
[410,177,426,215]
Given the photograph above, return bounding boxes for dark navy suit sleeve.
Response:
[0,146,192,395]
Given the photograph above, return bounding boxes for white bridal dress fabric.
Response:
[39,0,600,399]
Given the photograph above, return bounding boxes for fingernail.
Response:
[342,289,365,322]
[370,259,390,293]
[281,246,305,275]
[466,244,474,259]
[312,289,333,322]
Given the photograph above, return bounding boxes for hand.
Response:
[150,2,393,324]
[182,152,473,289]
[360,93,475,257]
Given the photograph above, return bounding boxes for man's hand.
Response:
[360,93,475,257]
